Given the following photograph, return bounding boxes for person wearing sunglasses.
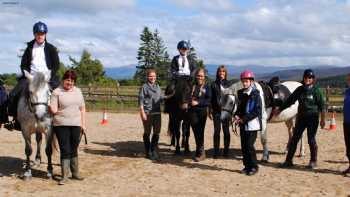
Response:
[274,69,325,169]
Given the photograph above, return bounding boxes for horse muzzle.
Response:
[220,111,232,122]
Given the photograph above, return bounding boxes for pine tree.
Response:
[188,43,205,69]
[135,27,155,80]
[152,29,170,81]
[134,27,170,82]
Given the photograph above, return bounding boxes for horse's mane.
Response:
[174,77,192,103]
[226,80,243,95]
[29,72,47,92]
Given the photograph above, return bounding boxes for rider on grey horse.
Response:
[5,21,60,131]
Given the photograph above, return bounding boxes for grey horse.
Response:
[17,70,54,180]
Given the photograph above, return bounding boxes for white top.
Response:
[177,55,190,76]
[31,42,48,73]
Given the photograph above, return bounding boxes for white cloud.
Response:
[1,0,350,74]
[166,0,236,12]
[17,0,136,13]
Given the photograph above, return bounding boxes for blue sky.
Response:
[1,0,350,74]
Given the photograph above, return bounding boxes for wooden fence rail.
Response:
[3,85,347,112]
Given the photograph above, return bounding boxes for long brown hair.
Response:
[216,65,227,81]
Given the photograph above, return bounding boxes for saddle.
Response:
[259,76,292,109]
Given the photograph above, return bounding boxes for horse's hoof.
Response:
[23,171,32,181]
[261,155,269,163]
[184,149,191,156]
[174,149,181,156]
[47,172,53,179]
[34,159,41,166]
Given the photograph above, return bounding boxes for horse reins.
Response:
[26,90,50,115]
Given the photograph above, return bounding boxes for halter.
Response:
[26,89,50,114]
[220,93,238,136]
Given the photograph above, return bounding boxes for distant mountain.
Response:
[104,64,346,80]
[259,66,350,81]
[205,64,291,79]
[104,64,296,79]
[105,65,136,79]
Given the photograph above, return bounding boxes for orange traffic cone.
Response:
[100,110,108,125]
[328,112,336,131]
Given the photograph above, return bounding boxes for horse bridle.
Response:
[27,91,50,114]
[221,93,239,136]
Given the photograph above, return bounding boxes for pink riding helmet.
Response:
[240,70,255,79]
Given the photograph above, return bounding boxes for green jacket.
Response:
[280,85,325,115]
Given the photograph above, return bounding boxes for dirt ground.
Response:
[0,112,349,197]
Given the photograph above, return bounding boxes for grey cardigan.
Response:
[138,82,163,114]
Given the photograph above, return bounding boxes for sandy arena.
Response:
[0,112,349,197]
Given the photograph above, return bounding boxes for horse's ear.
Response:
[23,70,33,82]
[44,70,51,82]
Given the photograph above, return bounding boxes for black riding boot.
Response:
[223,134,230,157]
[143,134,151,158]
[151,134,160,160]
[308,144,318,169]
[213,134,220,158]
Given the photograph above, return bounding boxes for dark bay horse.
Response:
[165,76,193,155]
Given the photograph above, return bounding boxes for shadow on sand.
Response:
[83,140,346,176]
[0,156,59,180]
[84,141,241,173]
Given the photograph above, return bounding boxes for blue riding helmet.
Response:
[33,21,48,34]
[177,40,190,50]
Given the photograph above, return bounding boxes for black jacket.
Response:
[170,55,197,77]
[20,39,60,89]
[191,83,212,108]
[210,79,232,113]
[235,87,262,131]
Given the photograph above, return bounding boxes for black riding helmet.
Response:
[303,69,315,79]
[177,40,190,50]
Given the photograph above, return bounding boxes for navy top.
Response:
[191,83,212,108]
